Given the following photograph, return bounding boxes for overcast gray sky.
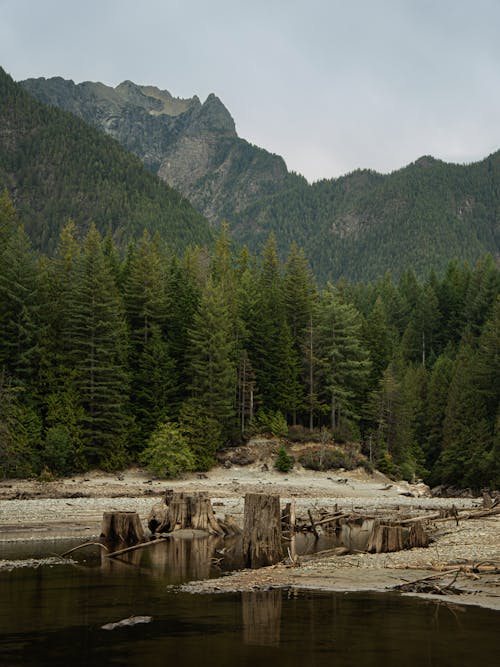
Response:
[1,0,500,182]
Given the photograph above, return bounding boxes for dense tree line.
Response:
[0,193,498,488]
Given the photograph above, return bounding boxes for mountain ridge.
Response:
[0,67,211,253]
[18,74,500,281]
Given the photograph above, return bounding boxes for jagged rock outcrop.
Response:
[21,77,288,227]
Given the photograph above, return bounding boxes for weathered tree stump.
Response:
[366,520,404,553]
[281,498,296,533]
[147,489,174,534]
[218,514,242,536]
[242,493,283,567]
[100,511,145,547]
[153,492,224,536]
[407,521,430,549]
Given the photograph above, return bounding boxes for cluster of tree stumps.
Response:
[95,492,500,568]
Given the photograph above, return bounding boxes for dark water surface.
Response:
[0,539,498,667]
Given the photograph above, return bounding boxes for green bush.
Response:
[274,445,294,473]
[299,447,351,471]
[140,422,195,478]
[253,409,288,438]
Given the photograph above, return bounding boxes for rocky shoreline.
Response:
[0,466,498,610]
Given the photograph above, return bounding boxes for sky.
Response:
[2,0,500,182]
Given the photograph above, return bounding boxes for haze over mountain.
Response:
[15,74,500,281]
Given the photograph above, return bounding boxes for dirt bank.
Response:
[0,464,498,610]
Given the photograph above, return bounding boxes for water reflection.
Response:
[0,537,498,667]
[242,589,282,647]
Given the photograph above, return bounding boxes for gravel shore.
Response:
[1,465,498,610]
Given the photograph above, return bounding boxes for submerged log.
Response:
[242,493,283,567]
[100,511,145,547]
[366,520,404,553]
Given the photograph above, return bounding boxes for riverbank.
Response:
[0,464,498,610]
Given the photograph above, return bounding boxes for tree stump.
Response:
[366,520,404,553]
[242,493,283,567]
[159,492,224,536]
[147,489,174,534]
[407,521,430,549]
[100,511,145,547]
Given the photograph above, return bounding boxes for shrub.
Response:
[299,447,352,471]
[140,422,195,478]
[253,409,288,438]
[274,445,294,473]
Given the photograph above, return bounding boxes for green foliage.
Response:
[42,425,74,476]
[179,400,223,471]
[253,409,288,438]
[140,422,195,478]
[274,445,294,473]
[298,445,360,471]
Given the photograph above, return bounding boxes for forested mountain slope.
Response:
[22,75,500,282]
[21,75,290,233]
[0,67,211,254]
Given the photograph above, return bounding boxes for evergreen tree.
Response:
[0,223,40,390]
[68,225,130,469]
[181,279,237,467]
[317,284,370,433]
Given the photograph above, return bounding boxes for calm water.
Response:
[0,539,498,667]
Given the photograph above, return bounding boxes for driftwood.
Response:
[102,616,153,630]
[308,509,319,539]
[61,541,109,557]
[242,493,283,567]
[100,511,145,547]
[106,537,167,559]
[395,570,463,595]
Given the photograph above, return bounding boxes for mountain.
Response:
[0,67,211,254]
[19,75,500,281]
[21,76,290,229]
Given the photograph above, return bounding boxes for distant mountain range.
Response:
[8,72,500,280]
[0,67,211,254]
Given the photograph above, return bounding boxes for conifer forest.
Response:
[1,191,498,490]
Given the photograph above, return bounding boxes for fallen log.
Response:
[61,541,109,558]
